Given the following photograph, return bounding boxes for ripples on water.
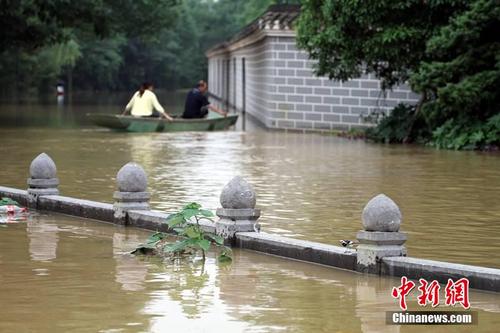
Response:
[1,99,500,268]
[1,215,499,332]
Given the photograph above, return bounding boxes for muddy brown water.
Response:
[1,94,500,331]
[0,214,499,332]
[1,93,499,269]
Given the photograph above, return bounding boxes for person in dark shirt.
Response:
[182,80,227,119]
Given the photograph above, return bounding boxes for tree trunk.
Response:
[403,91,427,144]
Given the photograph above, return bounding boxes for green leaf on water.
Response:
[131,247,156,255]
[199,209,214,217]
[183,202,201,210]
[131,241,158,254]
[218,253,232,262]
[142,202,233,264]
[131,232,166,255]
[147,232,166,244]
[166,213,185,227]
[197,239,211,252]
[205,233,224,245]
[172,227,185,234]
[184,225,201,239]
[182,208,201,220]
[217,245,233,262]
[164,238,192,253]
[141,242,158,249]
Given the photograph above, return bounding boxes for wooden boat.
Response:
[86,113,238,132]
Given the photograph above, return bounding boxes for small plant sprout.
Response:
[132,203,232,263]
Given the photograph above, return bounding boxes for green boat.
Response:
[86,113,238,132]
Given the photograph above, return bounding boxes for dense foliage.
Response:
[297,0,500,150]
[365,104,430,144]
[0,0,276,96]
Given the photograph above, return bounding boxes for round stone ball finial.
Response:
[116,162,148,192]
[362,194,402,232]
[220,176,256,209]
[29,153,57,179]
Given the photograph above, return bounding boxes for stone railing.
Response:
[1,152,499,293]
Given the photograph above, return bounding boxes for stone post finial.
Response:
[216,176,261,243]
[362,194,401,232]
[272,19,280,30]
[116,162,148,192]
[113,162,150,223]
[220,176,256,209]
[356,194,407,274]
[27,153,60,201]
[30,152,57,179]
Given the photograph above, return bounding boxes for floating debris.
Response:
[0,197,29,224]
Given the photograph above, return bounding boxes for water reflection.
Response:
[218,251,365,332]
[355,278,400,333]
[0,215,500,332]
[152,260,212,318]
[113,232,148,291]
[127,134,172,172]
[145,132,250,210]
[140,248,500,333]
[0,216,155,332]
[27,219,59,262]
[56,95,64,106]
[143,258,261,332]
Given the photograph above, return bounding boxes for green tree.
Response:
[297,0,468,88]
[0,0,179,95]
[237,0,274,25]
[411,0,500,149]
[0,0,110,51]
[73,36,127,91]
[297,0,500,149]
[0,0,283,95]
[0,0,178,51]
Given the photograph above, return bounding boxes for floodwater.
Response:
[0,214,499,332]
[0,93,500,269]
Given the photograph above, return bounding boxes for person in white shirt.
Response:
[123,82,173,120]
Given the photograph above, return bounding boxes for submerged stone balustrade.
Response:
[113,162,151,223]
[356,194,407,274]
[27,153,59,207]
[0,152,499,292]
[215,176,261,244]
